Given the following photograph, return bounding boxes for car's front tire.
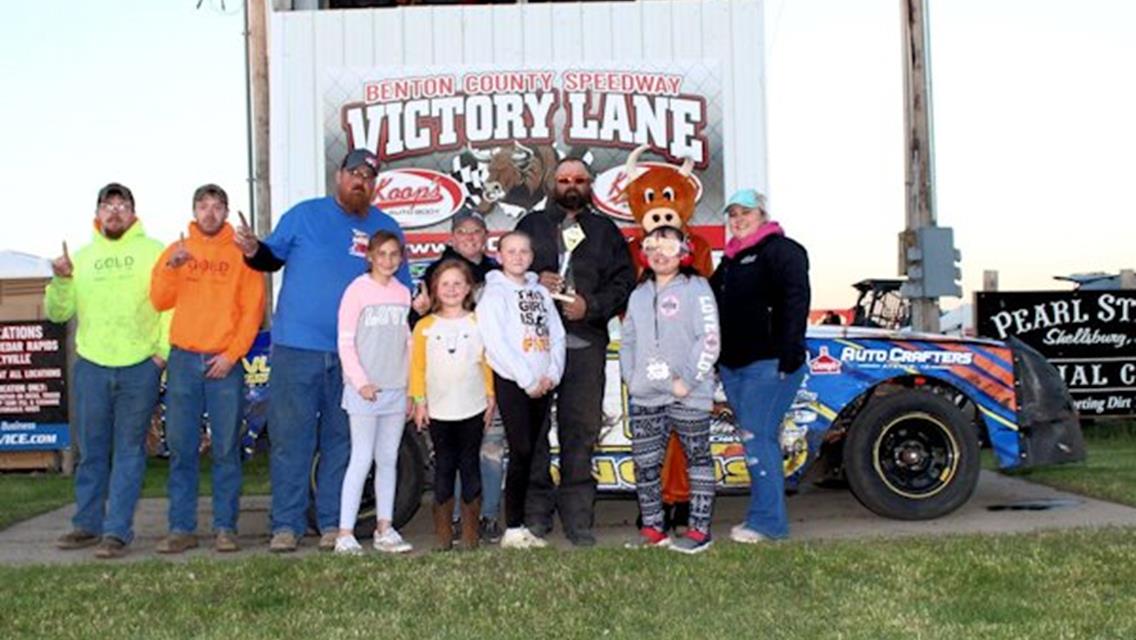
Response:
[844,389,980,520]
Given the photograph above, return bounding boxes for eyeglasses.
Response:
[642,236,685,258]
[347,168,376,181]
[98,202,132,214]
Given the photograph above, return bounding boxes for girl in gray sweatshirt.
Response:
[619,226,721,554]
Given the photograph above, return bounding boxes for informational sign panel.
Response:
[0,321,69,450]
[975,291,1136,417]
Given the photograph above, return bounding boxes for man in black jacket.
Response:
[516,158,636,546]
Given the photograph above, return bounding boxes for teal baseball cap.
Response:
[723,188,767,214]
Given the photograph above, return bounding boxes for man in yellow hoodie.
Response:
[46,183,169,559]
[150,184,265,554]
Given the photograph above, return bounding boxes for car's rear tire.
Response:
[308,426,426,537]
[844,390,980,520]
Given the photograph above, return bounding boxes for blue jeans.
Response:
[267,345,350,536]
[720,360,806,539]
[72,357,161,543]
[164,347,244,534]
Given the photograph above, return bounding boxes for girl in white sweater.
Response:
[476,231,565,549]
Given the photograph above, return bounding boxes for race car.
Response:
[566,324,1084,521]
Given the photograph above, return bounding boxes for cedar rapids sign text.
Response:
[976,291,1136,416]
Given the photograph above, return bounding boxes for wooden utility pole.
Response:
[901,0,940,332]
[245,0,273,319]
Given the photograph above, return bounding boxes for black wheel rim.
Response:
[871,412,959,499]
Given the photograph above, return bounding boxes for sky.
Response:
[2,0,1133,310]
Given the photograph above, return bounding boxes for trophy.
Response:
[551,223,586,303]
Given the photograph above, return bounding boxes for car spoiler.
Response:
[1009,336,1086,467]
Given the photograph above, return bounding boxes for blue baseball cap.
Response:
[723,188,767,214]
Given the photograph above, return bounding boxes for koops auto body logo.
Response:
[372,168,466,228]
[592,162,703,221]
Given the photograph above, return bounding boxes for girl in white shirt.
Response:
[411,259,495,550]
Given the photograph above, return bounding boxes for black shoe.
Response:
[567,529,596,548]
[527,521,553,537]
[671,502,691,530]
[478,517,503,544]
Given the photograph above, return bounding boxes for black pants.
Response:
[494,373,552,529]
[527,341,606,537]
[430,413,484,505]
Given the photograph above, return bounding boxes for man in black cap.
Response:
[234,149,411,553]
[411,208,500,317]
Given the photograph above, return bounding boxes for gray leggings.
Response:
[339,413,404,530]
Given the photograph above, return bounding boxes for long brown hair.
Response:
[428,258,476,314]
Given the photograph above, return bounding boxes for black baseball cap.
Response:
[451,207,487,231]
[341,149,380,175]
[97,183,134,208]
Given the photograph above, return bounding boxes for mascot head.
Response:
[620,144,699,233]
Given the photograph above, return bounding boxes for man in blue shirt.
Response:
[236,149,411,552]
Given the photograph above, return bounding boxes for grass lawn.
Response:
[1,528,1135,639]
[0,454,271,531]
[1004,422,1136,507]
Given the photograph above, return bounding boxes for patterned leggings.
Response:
[629,403,715,535]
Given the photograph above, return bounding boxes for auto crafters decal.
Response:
[841,348,975,368]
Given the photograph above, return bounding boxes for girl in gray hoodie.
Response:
[620,226,721,554]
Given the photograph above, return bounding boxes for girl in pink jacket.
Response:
[335,230,413,554]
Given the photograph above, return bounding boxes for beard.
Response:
[555,186,590,211]
[339,186,372,215]
[103,226,127,240]
[100,217,131,240]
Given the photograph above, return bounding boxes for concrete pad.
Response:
[3,470,1135,566]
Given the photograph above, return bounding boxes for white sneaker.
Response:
[729,524,769,544]
[500,526,548,549]
[333,535,363,555]
[374,528,413,554]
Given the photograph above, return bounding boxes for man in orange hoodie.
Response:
[150,184,265,554]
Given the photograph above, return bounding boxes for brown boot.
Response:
[434,498,455,551]
[460,498,481,550]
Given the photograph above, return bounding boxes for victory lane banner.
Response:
[975,290,1136,417]
[0,320,69,450]
[322,62,725,253]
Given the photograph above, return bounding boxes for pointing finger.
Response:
[237,210,250,229]
[62,241,70,259]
